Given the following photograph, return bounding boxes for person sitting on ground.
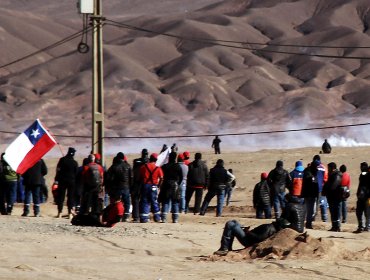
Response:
[322,139,332,154]
[214,194,305,256]
[71,192,124,227]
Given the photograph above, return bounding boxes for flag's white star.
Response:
[30,129,40,138]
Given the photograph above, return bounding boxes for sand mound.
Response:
[206,228,370,262]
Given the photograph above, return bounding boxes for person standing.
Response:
[160,152,183,223]
[301,160,320,229]
[339,164,351,223]
[200,159,235,217]
[322,139,332,154]
[0,153,18,215]
[131,148,149,222]
[21,159,48,217]
[323,162,343,232]
[177,153,188,213]
[289,160,304,197]
[185,152,209,214]
[267,160,292,218]
[354,162,370,233]
[253,172,272,219]
[211,136,221,154]
[80,154,104,216]
[183,151,191,166]
[139,153,163,223]
[314,155,329,223]
[225,169,236,206]
[106,152,132,222]
[55,147,78,219]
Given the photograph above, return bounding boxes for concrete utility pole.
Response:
[91,0,104,165]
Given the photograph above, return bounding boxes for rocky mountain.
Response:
[0,0,369,152]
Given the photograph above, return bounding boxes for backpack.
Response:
[86,164,102,191]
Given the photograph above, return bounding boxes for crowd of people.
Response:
[251,154,370,233]
[0,144,235,227]
[0,141,369,237]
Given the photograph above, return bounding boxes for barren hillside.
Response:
[0,0,369,152]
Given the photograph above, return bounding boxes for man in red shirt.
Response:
[139,153,164,223]
[339,164,351,223]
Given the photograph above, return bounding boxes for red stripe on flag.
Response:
[17,133,56,174]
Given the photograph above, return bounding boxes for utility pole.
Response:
[91,0,104,165]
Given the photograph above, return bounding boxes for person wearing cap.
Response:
[183,151,191,166]
[177,153,189,213]
[289,161,304,197]
[139,153,164,223]
[185,152,209,214]
[253,172,272,219]
[105,152,132,222]
[214,193,305,256]
[199,159,235,217]
[131,148,149,222]
[54,147,78,219]
[267,160,292,219]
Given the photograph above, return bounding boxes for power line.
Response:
[0,26,94,71]
[105,19,370,60]
[105,19,370,49]
[2,122,370,139]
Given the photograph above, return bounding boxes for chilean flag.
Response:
[4,119,57,174]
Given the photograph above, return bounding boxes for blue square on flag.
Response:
[24,120,46,145]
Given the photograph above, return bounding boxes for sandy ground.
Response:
[1,146,370,280]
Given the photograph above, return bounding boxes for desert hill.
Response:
[0,0,370,153]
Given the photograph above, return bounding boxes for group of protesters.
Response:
[52,145,236,227]
[252,154,370,233]
[1,142,369,235]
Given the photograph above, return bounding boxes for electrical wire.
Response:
[0,26,94,71]
[105,19,370,60]
[1,122,370,139]
[105,19,370,49]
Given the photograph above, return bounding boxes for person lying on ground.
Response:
[214,194,305,256]
[71,193,124,227]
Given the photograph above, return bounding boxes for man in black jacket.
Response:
[199,159,235,217]
[55,147,78,219]
[214,194,305,256]
[185,153,209,214]
[354,162,370,233]
[131,148,149,222]
[159,152,183,223]
[22,159,48,217]
[106,152,132,222]
[268,160,292,218]
[253,172,272,219]
[323,162,343,232]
